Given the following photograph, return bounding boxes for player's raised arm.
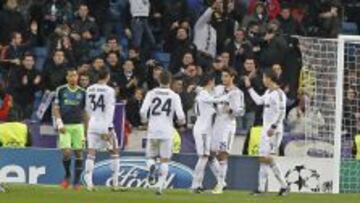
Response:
[140,91,152,124]
[174,94,186,125]
[198,91,228,104]
[244,76,265,105]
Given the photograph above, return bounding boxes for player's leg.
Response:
[84,133,98,191]
[70,124,85,189]
[253,130,271,195]
[58,126,72,189]
[157,139,172,195]
[146,139,159,185]
[192,132,209,193]
[0,183,6,192]
[268,131,288,195]
[107,130,120,190]
[213,128,234,194]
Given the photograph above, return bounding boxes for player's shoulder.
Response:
[55,84,68,93]
[215,85,225,91]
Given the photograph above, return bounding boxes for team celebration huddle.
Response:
[53,65,288,196]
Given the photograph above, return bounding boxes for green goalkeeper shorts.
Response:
[58,124,85,150]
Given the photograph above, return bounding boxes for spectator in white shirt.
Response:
[193,0,223,59]
[128,0,155,49]
[287,93,325,134]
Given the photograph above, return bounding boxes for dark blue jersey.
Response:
[54,85,86,124]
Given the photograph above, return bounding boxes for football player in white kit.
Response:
[83,68,120,191]
[191,73,229,193]
[140,71,185,195]
[244,69,289,196]
[211,68,245,194]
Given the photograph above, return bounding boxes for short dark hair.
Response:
[66,68,77,75]
[98,67,110,81]
[159,70,172,85]
[263,68,280,84]
[199,72,215,86]
[222,68,238,78]
[106,35,118,43]
[22,52,34,60]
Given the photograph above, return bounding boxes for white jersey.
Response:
[86,84,116,133]
[194,89,227,133]
[248,88,286,129]
[214,85,245,125]
[140,87,185,139]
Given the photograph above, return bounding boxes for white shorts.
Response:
[87,131,119,151]
[193,128,211,156]
[259,127,283,156]
[146,138,173,159]
[211,124,236,153]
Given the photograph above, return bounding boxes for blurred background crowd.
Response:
[0,0,359,145]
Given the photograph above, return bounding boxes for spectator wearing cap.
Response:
[168,27,197,74]
[128,0,156,49]
[8,53,41,119]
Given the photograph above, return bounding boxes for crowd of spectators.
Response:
[0,0,357,136]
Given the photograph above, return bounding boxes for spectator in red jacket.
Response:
[247,0,280,21]
[0,81,12,121]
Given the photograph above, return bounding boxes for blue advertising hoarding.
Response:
[0,148,259,190]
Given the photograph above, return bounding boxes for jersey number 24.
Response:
[151,97,171,116]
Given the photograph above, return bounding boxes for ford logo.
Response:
[81,157,193,188]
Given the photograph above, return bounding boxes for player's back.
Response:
[86,83,116,133]
[263,89,286,127]
[141,87,184,139]
[194,90,217,131]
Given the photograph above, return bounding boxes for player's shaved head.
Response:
[98,67,110,81]
[159,70,172,86]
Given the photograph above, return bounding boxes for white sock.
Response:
[111,154,120,187]
[219,160,228,186]
[147,159,156,170]
[209,157,221,185]
[158,163,169,192]
[191,157,208,189]
[85,155,95,187]
[270,161,287,188]
[258,163,269,192]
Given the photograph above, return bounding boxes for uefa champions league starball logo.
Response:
[285,165,332,193]
[81,157,193,188]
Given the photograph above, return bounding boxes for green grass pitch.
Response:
[0,185,359,203]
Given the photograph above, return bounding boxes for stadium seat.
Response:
[152,52,171,69]
[342,22,359,35]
